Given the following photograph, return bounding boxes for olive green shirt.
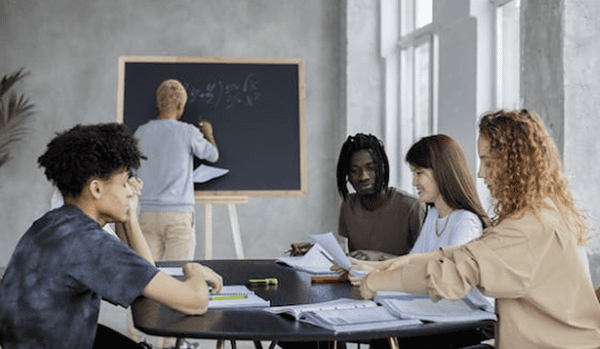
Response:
[338,188,424,256]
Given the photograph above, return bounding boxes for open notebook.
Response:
[207,285,270,309]
[265,298,420,332]
[375,291,497,323]
[157,268,270,309]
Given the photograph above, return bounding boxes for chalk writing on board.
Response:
[183,74,261,110]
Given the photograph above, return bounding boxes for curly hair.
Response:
[38,123,142,199]
[156,79,187,113]
[406,134,491,228]
[479,109,592,245]
[336,133,389,200]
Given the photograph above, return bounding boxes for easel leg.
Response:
[228,204,244,259]
[388,337,399,349]
[216,339,225,349]
[205,204,213,260]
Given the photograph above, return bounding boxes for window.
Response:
[493,0,521,109]
[397,0,435,191]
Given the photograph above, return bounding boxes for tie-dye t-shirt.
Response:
[0,205,159,349]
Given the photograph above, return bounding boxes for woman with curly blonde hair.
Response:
[353,109,600,349]
[478,109,591,245]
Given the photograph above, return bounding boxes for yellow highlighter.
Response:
[247,278,278,286]
[209,294,247,301]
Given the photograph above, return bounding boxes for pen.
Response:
[247,278,278,286]
[311,275,349,284]
[210,294,247,301]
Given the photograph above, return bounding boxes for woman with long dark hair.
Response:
[352,134,494,348]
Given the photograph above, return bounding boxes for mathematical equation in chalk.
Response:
[184,74,261,110]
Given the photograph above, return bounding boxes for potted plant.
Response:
[0,68,35,169]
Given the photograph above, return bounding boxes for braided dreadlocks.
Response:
[336,133,389,200]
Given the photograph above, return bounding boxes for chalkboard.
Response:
[117,56,306,199]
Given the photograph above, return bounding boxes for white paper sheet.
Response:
[193,164,229,183]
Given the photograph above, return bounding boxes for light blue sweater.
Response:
[134,119,218,212]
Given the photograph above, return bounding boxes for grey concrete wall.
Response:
[435,1,479,176]
[521,0,565,150]
[563,0,600,287]
[345,0,384,139]
[520,0,600,287]
[0,0,344,264]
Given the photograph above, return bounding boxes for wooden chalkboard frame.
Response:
[117,55,307,199]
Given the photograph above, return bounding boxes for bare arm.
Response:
[359,249,446,299]
[142,263,223,315]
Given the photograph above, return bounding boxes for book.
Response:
[376,294,497,323]
[264,298,421,332]
[208,285,270,309]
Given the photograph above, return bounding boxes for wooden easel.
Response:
[196,195,248,259]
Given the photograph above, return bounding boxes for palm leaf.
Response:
[0,69,35,168]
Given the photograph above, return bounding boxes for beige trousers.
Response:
[128,210,196,348]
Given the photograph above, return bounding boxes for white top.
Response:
[411,207,494,311]
[410,207,482,254]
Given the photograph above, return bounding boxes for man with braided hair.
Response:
[336,133,424,261]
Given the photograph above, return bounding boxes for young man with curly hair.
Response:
[0,123,222,349]
[354,110,600,348]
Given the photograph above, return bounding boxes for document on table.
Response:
[265,298,421,332]
[377,296,497,323]
[208,285,270,309]
[158,267,183,276]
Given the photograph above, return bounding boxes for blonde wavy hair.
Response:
[479,109,592,245]
[156,79,187,113]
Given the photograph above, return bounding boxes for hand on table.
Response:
[183,263,223,294]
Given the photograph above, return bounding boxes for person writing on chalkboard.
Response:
[131,79,218,347]
[336,133,424,261]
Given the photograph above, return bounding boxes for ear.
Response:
[87,178,103,200]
